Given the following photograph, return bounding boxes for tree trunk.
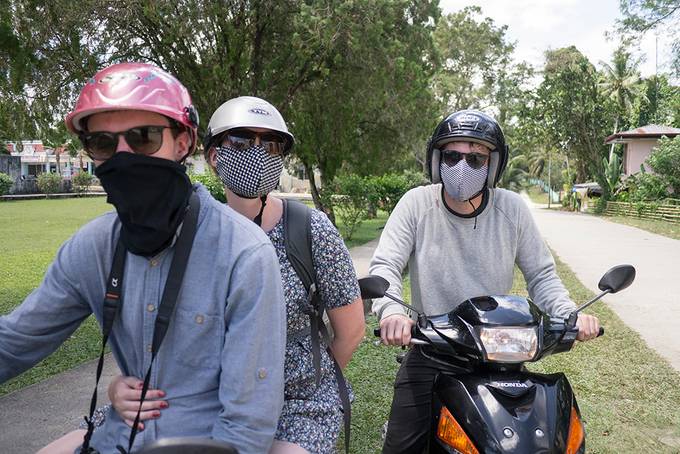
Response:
[303,161,336,225]
[608,117,619,161]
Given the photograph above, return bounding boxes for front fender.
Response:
[429,371,579,453]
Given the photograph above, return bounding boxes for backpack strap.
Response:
[283,198,351,454]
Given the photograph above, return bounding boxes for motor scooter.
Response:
[361,264,635,454]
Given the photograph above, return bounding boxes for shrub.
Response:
[0,172,13,196]
[72,172,94,195]
[647,136,680,195]
[37,172,62,197]
[370,170,428,214]
[330,174,378,240]
[622,172,669,202]
[190,171,226,203]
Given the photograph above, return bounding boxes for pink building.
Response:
[604,125,680,176]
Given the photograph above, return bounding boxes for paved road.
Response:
[525,198,680,372]
[0,239,379,454]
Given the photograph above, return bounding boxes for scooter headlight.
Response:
[478,326,538,362]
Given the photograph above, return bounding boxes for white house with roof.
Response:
[5,140,94,177]
[604,124,680,176]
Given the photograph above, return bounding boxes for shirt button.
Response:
[150,259,159,267]
[258,368,267,379]
[147,304,155,312]
[195,314,204,324]
[147,344,152,353]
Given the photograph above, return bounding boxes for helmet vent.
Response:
[248,107,271,116]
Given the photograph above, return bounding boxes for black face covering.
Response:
[95,153,193,256]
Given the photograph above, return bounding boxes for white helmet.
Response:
[204,96,294,154]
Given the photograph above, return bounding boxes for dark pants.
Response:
[382,347,442,454]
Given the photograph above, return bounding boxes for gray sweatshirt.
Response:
[370,184,575,320]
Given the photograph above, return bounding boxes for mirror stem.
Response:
[567,289,610,327]
[382,293,426,327]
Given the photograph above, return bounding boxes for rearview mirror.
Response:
[598,265,636,294]
[358,275,390,300]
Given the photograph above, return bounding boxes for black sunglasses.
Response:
[222,129,286,156]
[79,125,177,161]
[441,150,489,170]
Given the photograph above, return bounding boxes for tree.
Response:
[618,0,680,77]
[432,6,533,121]
[599,45,642,158]
[629,75,680,127]
[532,47,611,199]
[1,0,440,218]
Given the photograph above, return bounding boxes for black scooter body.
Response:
[429,370,580,453]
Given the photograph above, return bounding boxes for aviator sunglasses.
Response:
[441,150,489,170]
[79,125,178,161]
[222,129,286,156]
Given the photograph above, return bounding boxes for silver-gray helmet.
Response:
[203,96,294,154]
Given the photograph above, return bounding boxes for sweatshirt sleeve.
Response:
[211,242,286,454]
[368,188,419,320]
[515,201,576,318]
[0,235,92,383]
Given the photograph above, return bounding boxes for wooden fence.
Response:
[605,201,680,224]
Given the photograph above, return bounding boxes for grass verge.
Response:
[343,255,680,453]
[600,214,680,241]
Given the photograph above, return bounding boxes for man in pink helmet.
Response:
[0,63,286,454]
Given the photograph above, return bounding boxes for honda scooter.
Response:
[362,264,635,453]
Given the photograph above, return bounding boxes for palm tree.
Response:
[599,46,642,159]
[498,154,529,192]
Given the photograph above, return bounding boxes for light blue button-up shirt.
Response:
[0,184,286,453]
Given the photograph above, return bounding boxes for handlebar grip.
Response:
[597,327,605,337]
[374,328,381,337]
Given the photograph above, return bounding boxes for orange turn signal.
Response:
[566,405,585,454]
[436,406,479,454]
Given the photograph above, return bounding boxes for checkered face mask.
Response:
[440,158,488,201]
[215,145,283,198]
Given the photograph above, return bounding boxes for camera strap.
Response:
[80,191,200,454]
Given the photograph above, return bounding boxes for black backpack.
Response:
[282,199,351,453]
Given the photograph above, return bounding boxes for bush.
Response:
[37,172,63,197]
[190,171,226,203]
[0,172,13,196]
[370,170,428,214]
[329,174,378,240]
[621,172,669,202]
[647,136,680,195]
[72,172,94,195]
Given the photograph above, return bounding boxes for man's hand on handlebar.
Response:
[576,313,601,341]
[379,314,415,346]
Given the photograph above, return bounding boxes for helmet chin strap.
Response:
[253,195,267,227]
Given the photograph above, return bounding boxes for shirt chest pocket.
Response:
[166,308,224,370]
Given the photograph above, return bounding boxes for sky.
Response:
[439,0,675,79]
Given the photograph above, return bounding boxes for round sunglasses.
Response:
[441,150,489,170]
[221,129,286,156]
[79,125,177,161]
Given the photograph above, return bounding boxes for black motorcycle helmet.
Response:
[426,110,509,187]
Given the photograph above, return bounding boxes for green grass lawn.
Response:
[600,214,680,241]
[342,211,388,249]
[343,255,680,453]
[0,197,112,395]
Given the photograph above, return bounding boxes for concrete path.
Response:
[524,197,680,372]
[0,239,380,454]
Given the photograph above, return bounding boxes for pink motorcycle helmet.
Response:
[65,62,199,153]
